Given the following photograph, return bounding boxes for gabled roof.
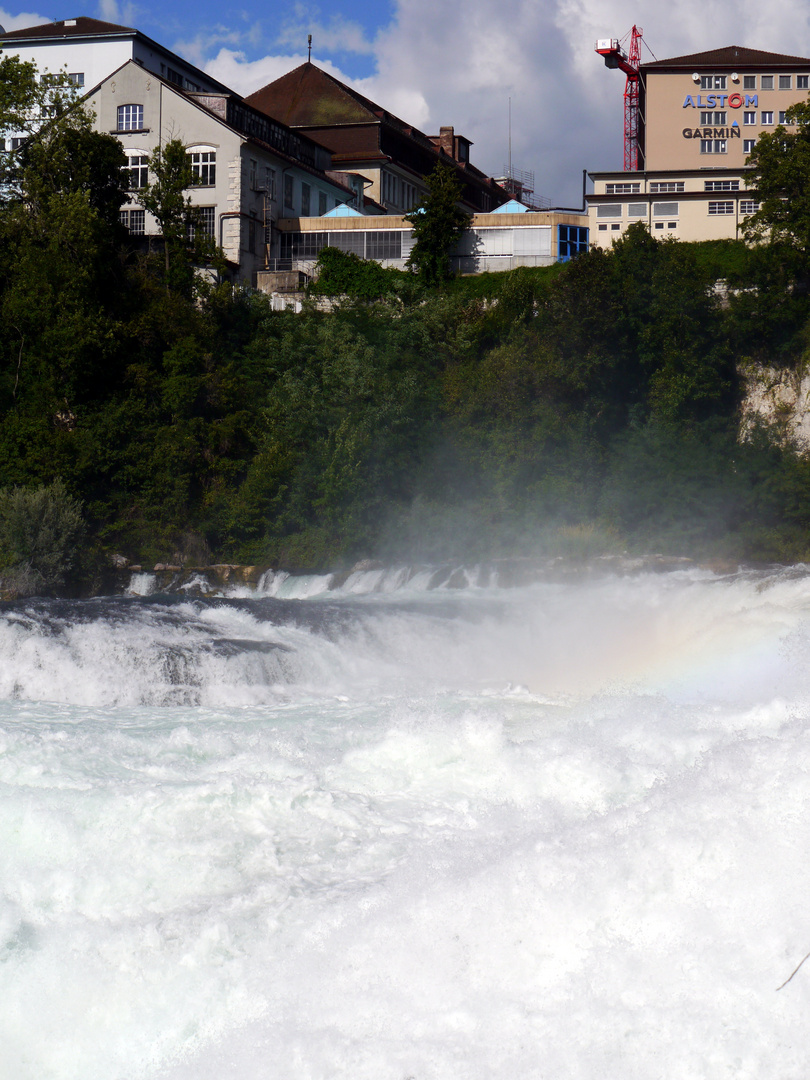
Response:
[490,199,529,214]
[0,17,138,40]
[246,62,410,132]
[323,204,364,217]
[643,45,810,71]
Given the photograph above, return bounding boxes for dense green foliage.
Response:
[0,480,86,595]
[745,99,810,266]
[405,160,469,283]
[6,83,810,590]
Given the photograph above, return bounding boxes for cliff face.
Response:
[741,363,810,450]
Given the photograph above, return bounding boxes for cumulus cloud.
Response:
[172,26,256,69]
[0,6,48,30]
[362,0,810,203]
[112,0,810,205]
[276,10,376,58]
[204,47,372,98]
[97,0,138,27]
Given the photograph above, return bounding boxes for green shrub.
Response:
[0,480,87,595]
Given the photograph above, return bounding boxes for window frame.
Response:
[116,104,144,132]
[122,151,149,191]
[188,147,216,187]
[700,74,727,90]
[700,111,727,126]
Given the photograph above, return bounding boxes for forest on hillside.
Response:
[5,55,810,593]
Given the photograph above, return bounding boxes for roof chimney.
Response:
[439,126,455,157]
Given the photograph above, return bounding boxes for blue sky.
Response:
[4,0,810,205]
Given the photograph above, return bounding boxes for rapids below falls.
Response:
[2,563,810,1078]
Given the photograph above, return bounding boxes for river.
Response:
[2,564,809,1078]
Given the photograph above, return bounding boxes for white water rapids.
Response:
[2,565,810,1078]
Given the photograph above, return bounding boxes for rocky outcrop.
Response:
[741,362,810,450]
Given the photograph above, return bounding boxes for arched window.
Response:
[188,145,216,186]
[117,104,143,131]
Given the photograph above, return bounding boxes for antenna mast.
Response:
[508,96,512,178]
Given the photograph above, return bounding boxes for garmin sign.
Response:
[682,94,758,108]
[683,127,742,138]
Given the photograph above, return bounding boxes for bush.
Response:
[0,480,87,596]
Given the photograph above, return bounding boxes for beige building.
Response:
[589,45,810,246]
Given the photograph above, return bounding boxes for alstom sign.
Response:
[682,94,758,108]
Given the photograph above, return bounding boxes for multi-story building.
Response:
[83,60,352,280]
[1,16,586,280]
[245,62,508,215]
[0,16,229,97]
[589,45,810,245]
[0,18,353,282]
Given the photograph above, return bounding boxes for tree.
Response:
[0,480,87,595]
[14,114,127,228]
[405,159,469,283]
[0,53,82,202]
[744,100,810,268]
[137,139,220,294]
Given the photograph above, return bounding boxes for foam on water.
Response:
[2,568,810,1078]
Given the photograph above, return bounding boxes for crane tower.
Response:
[595,26,643,171]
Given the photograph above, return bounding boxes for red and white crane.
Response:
[595,26,643,171]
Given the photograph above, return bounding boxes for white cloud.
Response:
[0,6,48,31]
[173,27,253,69]
[276,11,375,57]
[97,0,138,27]
[204,47,362,98]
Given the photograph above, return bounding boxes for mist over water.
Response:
[2,567,810,1078]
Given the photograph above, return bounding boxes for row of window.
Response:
[280,230,405,261]
[597,199,759,219]
[598,221,678,232]
[160,63,201,94]
[697,110,793,124]
[121,149,215,189]
[119,206,217,237]
[606,180,745,195]
[381,171,420,211]
[122,147,339,216]
[700,73,808,90]
[700,139,758,154]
